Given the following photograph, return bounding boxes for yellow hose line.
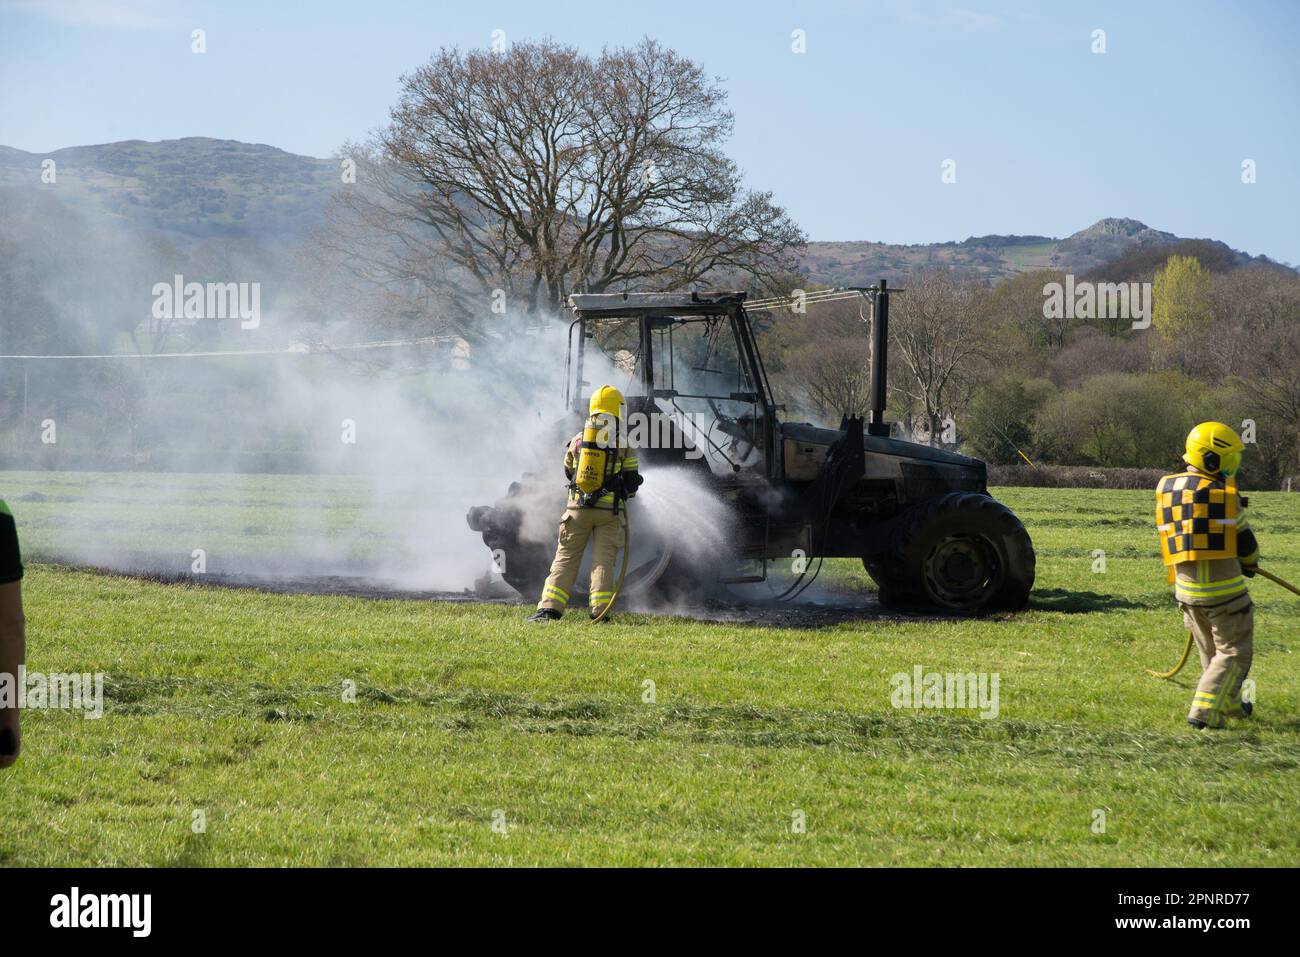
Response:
[1257,567,1300,597]
[1147,631,1194,680]
[1147,567,1297,680]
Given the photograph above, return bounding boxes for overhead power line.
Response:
[746,287,870,310]
[0,335,458,361]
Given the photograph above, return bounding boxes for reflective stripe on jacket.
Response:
[1173,514,1259,605]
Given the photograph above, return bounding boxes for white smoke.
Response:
[4,305,579,591]
[0,206,762,605]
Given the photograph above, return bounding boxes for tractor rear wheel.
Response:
[865,492,1034,613]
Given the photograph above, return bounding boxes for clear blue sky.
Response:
[2,0,1297,263]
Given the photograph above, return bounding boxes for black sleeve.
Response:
[1238,527,1259,562]
[0,502,23,585]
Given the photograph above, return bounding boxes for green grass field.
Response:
[0,470,468,569]
[2,478,1298,866]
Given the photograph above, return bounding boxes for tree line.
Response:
[762,258,1300,488]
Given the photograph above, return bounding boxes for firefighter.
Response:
[1155,422,1258,729]
[526,385,642,622]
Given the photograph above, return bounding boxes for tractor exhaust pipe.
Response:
[867,279,891,437]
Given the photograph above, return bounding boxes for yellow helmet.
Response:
[589,385,625,419]
[1184,421,1244,477]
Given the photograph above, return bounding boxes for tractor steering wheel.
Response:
[707,398,756,463]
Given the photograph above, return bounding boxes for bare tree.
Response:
[324,38,805,339]
[764,296,873,421]
[1207,265,1300,375]
[888,271,987,444]
[985,269,1072,352]
[1227,271,1300,480]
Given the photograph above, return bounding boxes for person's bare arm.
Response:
[0,581,23,769]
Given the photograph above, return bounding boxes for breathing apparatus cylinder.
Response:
[572,385,627,509]
[574,415,614,501]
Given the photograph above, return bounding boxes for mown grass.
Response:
[2,470,429,565]
[1,481,1298,866]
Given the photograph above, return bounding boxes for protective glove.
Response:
[1242,563,1258,578]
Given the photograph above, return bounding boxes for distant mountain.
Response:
[0,138,1284,286]
[1057,216,1178,255]
[799,216,1284,286]
[800,234,1060,286]
[0,137,338,244]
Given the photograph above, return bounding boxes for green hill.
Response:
[0,137,338,243]
[0,137,1284,288]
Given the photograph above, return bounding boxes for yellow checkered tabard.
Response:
[1155,472,1237,565]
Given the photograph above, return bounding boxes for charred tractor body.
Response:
[467,283,1034,613]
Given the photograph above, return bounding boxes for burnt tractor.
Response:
[466,282,1034,613]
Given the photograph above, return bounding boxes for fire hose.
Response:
[1146,632,1194,680]
[1148,566,1300,679]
